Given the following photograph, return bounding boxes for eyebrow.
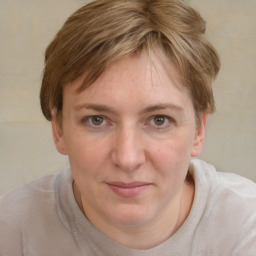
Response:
[74,104,116,113]
[74,103,184,114]
[139,103,184,114]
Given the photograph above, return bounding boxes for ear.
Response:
[190,113,208,157]
[51,116,67,155]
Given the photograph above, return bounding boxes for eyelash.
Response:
[147,115,173,129]
[81,115,110,128]
[81,115,174,129]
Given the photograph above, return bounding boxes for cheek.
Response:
[149,135,193,179]
[151,133,193,163]
[65,134,109,176]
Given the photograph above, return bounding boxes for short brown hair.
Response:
[40,0,220,123]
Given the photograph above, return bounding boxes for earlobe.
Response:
[51,116,67,155]
[190,114,208,157]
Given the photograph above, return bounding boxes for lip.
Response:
[106,182,151,197]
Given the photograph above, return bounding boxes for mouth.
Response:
[105,182,151,197]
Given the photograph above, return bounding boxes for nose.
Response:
[111,126,146,172]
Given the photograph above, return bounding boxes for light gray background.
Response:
[1,0,255,194]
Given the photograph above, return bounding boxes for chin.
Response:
[108,205,154,227]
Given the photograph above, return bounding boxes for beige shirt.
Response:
[0,159,255,255]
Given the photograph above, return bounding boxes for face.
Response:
[52,52,206,231]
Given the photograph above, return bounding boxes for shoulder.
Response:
[0,168,79,255]
[190,158,256,199]
[0,171,60,224]
[0,172,58,254]
[189,159,256,255]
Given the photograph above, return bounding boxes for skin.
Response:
[52,51,207,249]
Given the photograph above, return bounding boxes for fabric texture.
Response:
[0,159,255,255]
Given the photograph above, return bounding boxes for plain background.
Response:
[1,0,255,195]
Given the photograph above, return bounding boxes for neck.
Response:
[73,179,194,249]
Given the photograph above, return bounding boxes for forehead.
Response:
[63,52,193,113]
[68,51,185,91]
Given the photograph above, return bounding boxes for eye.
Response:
[153,116,166,126]
[148,115,173,129]
[90,116,104,126]
[82,115,108,128]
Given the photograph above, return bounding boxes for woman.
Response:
[0,0,255,255]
